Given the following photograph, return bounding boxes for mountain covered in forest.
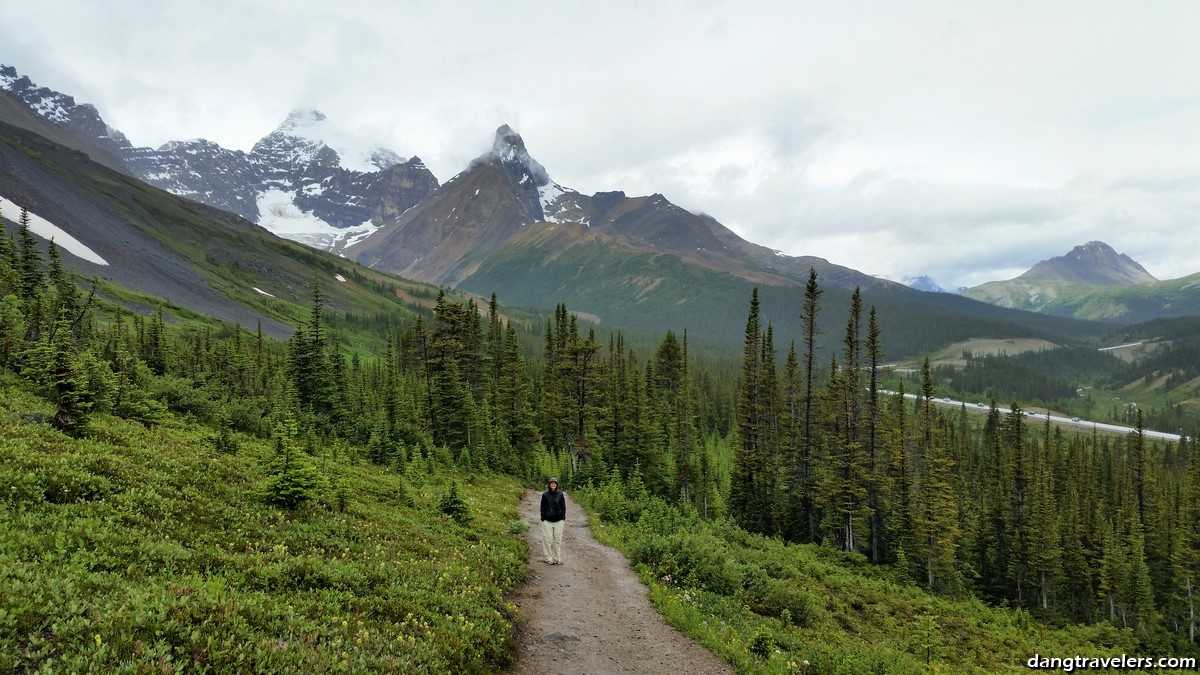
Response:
[964,241,1200,322]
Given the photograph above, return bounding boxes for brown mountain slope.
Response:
[348,125,879,293]
[349,154,540,285]
[1019,241,1157,285]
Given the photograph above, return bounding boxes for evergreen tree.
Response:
[439,478,473,522]
[865,307,885,562]
[1028,435,1063,612]
[46,239,81,320]
[915,433,961,592]
[0,211,19,295]
[823,295,869,553]
[1177,441,1200,643]
[799,267,822,542]
[15,207,42,303]
[1006,402,1031,605]
[261,411,324,509]
[0,294,25,370]
[22,319,94,434]
[730,289,773,534]
[671,330,699,504]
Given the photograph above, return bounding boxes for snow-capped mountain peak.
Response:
[0,63,132,155]
[902,275,947,293]
[0,64,17,90]
[255,108,405,174]
[490,124,549,187]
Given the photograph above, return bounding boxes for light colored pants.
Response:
[541,519,564,562]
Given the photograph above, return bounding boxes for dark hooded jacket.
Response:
[540,481,566,523]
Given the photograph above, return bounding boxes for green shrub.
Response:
[223,397,269,435]
[0,467,43,505]
[741,563,770,607]
[259,415,324,509]
[670,532,740,595]
[761,580,822,627]
[749,630,775,659]
[438,478,472,523]
[149,376,216,420]
[630,533,673,570]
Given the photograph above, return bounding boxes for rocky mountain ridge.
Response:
[347,123,892,328]
[0,65,439,252]
[962,241,1197,322]
[1019,241,1157,285]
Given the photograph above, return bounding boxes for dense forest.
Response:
[1,205,1197,659]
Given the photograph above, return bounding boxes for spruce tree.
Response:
[16,207,42,303]
[1177,441,1200,643]
[46,239,80,320]
[1028,437,1062,611]
[865,307,885,562]
[261,412,324,509]
[799,267,822,542]
[730,288,770,533]
[0,211,19,296]
[22,319,93,434]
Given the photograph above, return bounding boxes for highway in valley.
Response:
[879,391,1185,443]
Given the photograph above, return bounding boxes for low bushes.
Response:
[575,473,1151,674]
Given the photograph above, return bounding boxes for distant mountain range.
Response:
[0,63,1134,354]
[963,241,1200,322]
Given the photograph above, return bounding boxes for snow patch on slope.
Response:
[0,197,108,265]
[255,189,379,251]
[538,182,567,223]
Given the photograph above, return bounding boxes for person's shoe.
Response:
[554,560,563,565]
[544,559,555,564]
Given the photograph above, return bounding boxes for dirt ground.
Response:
[505,489,732,675]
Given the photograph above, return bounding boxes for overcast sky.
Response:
[3,0,1197,289]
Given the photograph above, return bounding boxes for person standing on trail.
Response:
[540,478,566,565]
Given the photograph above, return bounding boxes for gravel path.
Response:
[506,489,733,675]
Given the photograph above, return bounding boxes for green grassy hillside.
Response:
[0,377,528,673]
[963,274,1200,323]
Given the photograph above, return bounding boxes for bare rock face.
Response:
[123,140,262,222]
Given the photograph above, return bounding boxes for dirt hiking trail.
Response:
[506,489,732,675]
